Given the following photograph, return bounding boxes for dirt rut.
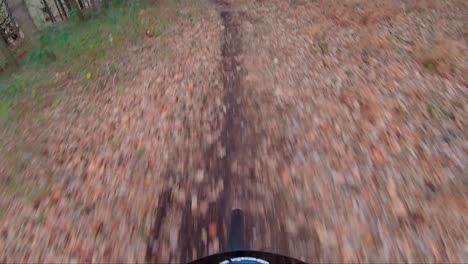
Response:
[146,1,247,262]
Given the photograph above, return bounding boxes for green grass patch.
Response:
[24,185,47,205]
[427,102,441,117]
[107,63,118,74]
[36,211,45,225]
[118,84,126,96]
[27,0,152,67]
[0,0,158,125]
[317,36,328,54]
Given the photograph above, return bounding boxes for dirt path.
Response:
[149,0,467,262]
[146,1,245,262]
[146,1,253,262]
[1,0,467,262]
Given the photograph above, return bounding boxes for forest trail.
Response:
[0,0,467,262]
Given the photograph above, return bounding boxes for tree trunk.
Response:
[42,0,56,23]
[0,29,9,46]
[91,0,100,13]
[3,0,20,37]
[0,38,18,68]
[7,0,39,47]
[77,0,84,9]
[54,0,65,20]
[58,0,68,18]
[69,0,84,20]
[63,0,72,10]
[101,0,109,10]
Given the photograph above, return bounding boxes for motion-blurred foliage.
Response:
[27,0,148,65]
[0,0,153,124]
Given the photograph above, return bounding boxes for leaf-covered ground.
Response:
[1,0,467,262]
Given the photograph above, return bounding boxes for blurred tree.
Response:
[76,0,84,9]
[41,0,55,22]
[2,0,19,37]
[7,0,39,47]
[66,0,83,20]
[53,0,65,20]
[91,0,100,13]
[0,37,18,67]
[57,0,68,19]
[62,0,71,11]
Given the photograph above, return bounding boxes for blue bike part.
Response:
[189,250,305,264]
[220,256,269,264]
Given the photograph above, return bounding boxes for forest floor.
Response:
[0,0,467,262]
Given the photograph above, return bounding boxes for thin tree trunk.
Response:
[54,0,65,21]
[7,0,39,47]
[63,0,72,10]
[43,0,56,23]
[69,0,84,20]
[101,0,109,10]
[0,29,9,45]
[91,0,100,13]
[3,0,20,37]
[58,0,68,19]
[0,38,18,68]
[77,0,84,9]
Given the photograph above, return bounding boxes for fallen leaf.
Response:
[281,170,291,185]
[198,200,208,216]
[51,190,62,203]
[372,147,387,163]
[208,222,217,240]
